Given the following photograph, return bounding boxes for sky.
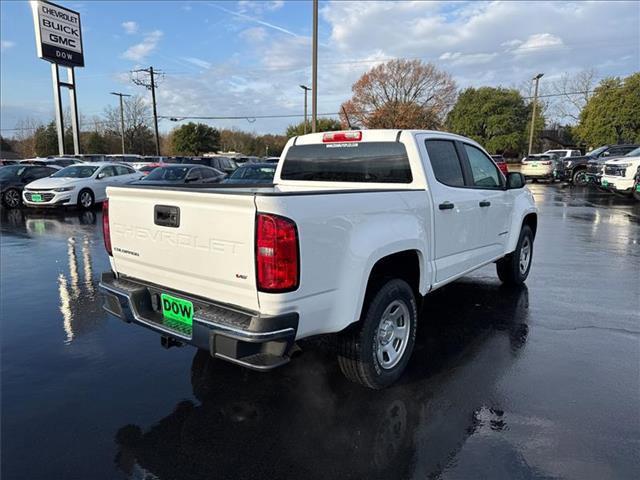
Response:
[1,0,639,137]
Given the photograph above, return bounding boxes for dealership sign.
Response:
[31,0,84,67]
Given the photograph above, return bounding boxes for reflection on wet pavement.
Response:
[1,184,639,480]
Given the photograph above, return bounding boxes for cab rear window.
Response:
[281,142,412,183]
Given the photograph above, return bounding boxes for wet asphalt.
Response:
[1,184,638,480]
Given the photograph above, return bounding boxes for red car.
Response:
[491,155,509,176]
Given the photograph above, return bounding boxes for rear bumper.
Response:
[99,271,298,370]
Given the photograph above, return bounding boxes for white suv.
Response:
[601,148,640,195]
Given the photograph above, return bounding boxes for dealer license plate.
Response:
[31,194,43,202]
[160,293,193,336]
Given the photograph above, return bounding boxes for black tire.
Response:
[2,188,21,209]
[497,225,534,285]
[77,189,94,210]
[633,181,640,202]
[572,169,588,186]
[337,279,417,389]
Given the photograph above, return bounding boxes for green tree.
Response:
[83,131,108,153]
[34,122,59,157]
[171,122,220,155]
[446,87,542,156]
[575,73,640,146]
[286,118,342,137]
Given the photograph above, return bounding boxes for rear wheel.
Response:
[2,188,21,208]
[497,225,534,285]
[78,189,94,209]
[572,169,588,186]
[337,279,417,389]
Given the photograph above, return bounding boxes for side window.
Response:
[33,167,52,178]
[100,166,117,178]
[571,150,581,157]
[201,168,216,178]
[424,140,465,187]
[463,144,502,188]
[115,165,133,175]
[188,168,202,180]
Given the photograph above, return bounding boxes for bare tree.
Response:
[12,118,43,158]
[548,69,597,124]
[340,59,457,129]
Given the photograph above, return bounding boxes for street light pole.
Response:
[311,0,318,133]
[300,85,311,134]
[111,92,131,155]
[528,73,544,156]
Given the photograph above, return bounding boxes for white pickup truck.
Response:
[99,130,537,388]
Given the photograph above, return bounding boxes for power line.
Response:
[131,66,163,155]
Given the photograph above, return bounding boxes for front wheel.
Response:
[572,169,588,186]
[497,225,534,285]
[78,189,94,210]
[2,188,21,208]
[337,279,417,389]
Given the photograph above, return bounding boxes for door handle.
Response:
[439,202,454,210]
[479,201,491,207]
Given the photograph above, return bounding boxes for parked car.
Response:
[20,157,79,169]
[587,146,640,186]
[263,156,281,164]
[180,156,238,175]
[490,155,509,176]
[234,156,261,165]
[105,154,146,169]
[72,154,108,162]
[558,144,639,186]
[224,162,276,184]
[138,163,165,176]
[600,150,640,196]
[137,165,226,185]
[543,149,582,159]
[23,163,140,209]
[633,166,640,202]
[0,164,58,208]
[0,159,19,166]
[521,154,559,182]
[99,129,537,389]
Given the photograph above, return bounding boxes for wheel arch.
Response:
[356,249,423,324]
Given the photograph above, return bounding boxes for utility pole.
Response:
[300,85,311,134]
[311,0,318,133]
[131,66,163,155]
[110,92,131,155]
[528,73,544,156]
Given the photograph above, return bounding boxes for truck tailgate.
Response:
[107,186,259,311]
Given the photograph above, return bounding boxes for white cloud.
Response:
[238,1,285,14]
[513,33,564,55]
[182,57,212,69]
[1,40,16,51]
[240,27,268,43]
[122,30,163,61]
[121,21,138,34]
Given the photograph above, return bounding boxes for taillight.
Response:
[256,213,299,292]
[102,199,112,256]
[322,131,362,143]
[541,161,551,165]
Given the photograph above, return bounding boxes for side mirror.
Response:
[185,175,198,183]
[97,172,106,179]
[506,172,526,189]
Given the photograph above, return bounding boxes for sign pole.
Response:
[51,63,65,156]
[66,67,80,154]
